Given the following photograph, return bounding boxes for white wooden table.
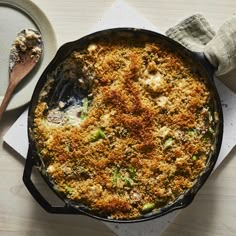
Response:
[1,0,236,235]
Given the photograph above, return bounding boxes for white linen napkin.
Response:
[166,14,236,76]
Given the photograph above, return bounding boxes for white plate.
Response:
[0,0,57,110]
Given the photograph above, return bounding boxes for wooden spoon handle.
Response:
[0,82,16,121]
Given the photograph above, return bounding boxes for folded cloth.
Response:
[166,14,236,76]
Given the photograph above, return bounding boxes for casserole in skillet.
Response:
[26,28,223,221]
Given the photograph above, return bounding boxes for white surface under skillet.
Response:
[0,0,57,110]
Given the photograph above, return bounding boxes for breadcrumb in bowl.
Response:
[25,28,223,222]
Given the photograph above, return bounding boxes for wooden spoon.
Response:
[0,29,42,121]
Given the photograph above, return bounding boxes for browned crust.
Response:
[33,35,216,219]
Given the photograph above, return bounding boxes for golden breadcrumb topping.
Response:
[32,33,218,219]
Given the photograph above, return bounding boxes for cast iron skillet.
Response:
[23,28,223,223]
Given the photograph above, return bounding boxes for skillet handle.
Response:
[193,51,215,78]
[23,147,77,214]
